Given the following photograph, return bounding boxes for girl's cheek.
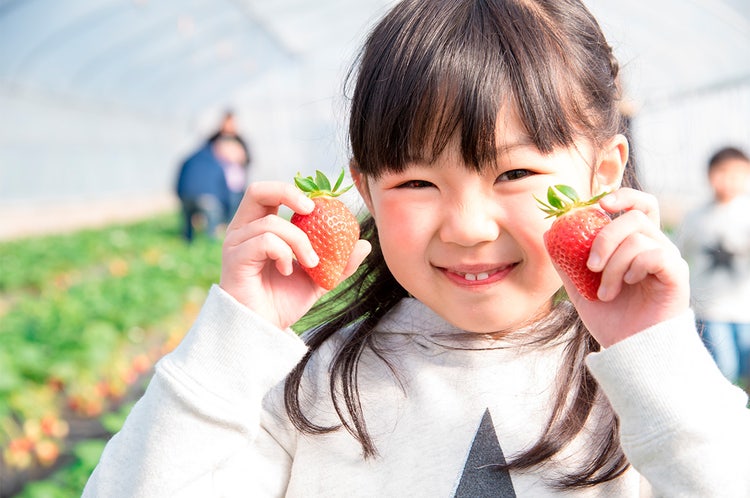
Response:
[525,213,557,270]
[519,203,552,242]
[375,199,425,240]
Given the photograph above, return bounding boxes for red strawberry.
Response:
[291,169,360,290]
[537,185,610,301]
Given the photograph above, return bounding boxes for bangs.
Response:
[348,0,610,178]
[348,1,508,176]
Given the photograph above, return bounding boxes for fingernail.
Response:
[597,285,608,301]
[624,269,634,284]
[588,253,601,270]
[307,252,319,267]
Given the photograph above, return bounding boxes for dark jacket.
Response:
[175,144,230,211]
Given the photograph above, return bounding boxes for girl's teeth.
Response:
[464,272,490,281]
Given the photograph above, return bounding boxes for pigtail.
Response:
[284,217,408,457]
[494,310,629,487]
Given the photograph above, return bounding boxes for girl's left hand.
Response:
[559,188,690,347]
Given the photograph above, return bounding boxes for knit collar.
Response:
[375,297,463,336]
[372,297,575,351]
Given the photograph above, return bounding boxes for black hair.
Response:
[286,0,639,489]
[708,146,750,173]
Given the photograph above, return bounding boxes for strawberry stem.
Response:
[535,184,608,219]
[294,169,353,198]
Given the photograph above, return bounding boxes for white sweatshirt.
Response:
[676,195,750,322]
[83,285,750,497]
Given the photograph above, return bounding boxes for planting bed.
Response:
[0,215,221,497]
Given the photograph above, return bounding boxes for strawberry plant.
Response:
[0,214,221,497]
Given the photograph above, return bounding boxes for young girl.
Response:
[84,0,749,496]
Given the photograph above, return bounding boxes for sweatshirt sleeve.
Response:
[82,285,308,498]
[586,310,750,497]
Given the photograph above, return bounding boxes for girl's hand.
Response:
[219,181,371,330]
[559,188,690,347]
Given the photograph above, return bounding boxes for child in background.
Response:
[677,146,750,387]
[213,135,249,220]
[85,1,750,496]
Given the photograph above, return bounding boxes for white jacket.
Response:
[83,285,750,497]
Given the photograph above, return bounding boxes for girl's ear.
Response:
[592,134,629,195]
[349,160,374,213]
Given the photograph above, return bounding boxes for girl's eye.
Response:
[396,179,434,189]
[497,169,534,182]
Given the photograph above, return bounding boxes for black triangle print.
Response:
[454,408,516,498]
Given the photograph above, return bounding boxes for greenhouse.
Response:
[1,0,749,496]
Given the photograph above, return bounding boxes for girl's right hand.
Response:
[219,181,371,330]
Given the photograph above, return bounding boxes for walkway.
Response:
[0,193,178,241]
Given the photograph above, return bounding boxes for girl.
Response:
[84,0,749,496]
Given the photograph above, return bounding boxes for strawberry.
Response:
[537,185,610,301]
[291,169,360,290]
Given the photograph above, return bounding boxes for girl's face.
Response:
[355,110,626,333]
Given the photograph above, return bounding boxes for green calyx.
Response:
[294,168,353,198]
[535,184,608,219]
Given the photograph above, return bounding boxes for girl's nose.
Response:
[439,196,501,246]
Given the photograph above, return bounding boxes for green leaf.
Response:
[0,351,23,392]
[72,439,107,469]
[588,190,609,204]
[546,187,564,209]
[294,175,318,193]
[332,168,345,192]
[16,480,70,498]
[554,184,579,203]
[100,401,136,433]
[315,170,331,191]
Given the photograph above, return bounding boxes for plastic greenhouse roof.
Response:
[0,0,392,116]
[1,0,748,117]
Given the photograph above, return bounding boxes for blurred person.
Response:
[207,110,252,163]
[175,112,252,241]
[175,140,231,242]
[209,110,252,220]
[677,146,750,386]
[213,134,249,221]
